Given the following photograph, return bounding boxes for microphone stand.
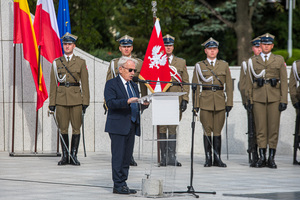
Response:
[172,84,216,198]
[136,77,217,198]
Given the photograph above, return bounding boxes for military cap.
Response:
[163,34,175,45]
[251,37,261,47]
[61,32,78,44]
[117,35,134,46]
[202,37,219,48]
[259,33,275,44]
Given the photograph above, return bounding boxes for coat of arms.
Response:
[148,45,167,69]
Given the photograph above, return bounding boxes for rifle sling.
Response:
[203,61,223,86]
[59,57,78,83]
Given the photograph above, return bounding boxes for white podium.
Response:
[139,92,186,197]
[139,92,186,125]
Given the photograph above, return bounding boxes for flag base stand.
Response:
[9,152,61,157]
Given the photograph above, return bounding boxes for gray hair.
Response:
[117,56,138,68]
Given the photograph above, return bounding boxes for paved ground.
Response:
[0,152,300,200]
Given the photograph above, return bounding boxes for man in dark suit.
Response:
[104,56,149,194]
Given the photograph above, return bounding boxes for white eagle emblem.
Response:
[148,45,167,69]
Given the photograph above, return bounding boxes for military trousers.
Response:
[159,125,178,135]
[56,105,82,135]
[253,101,281,149]
[200,109,225,136]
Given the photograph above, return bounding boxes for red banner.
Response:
[139,19,171,93]
[14,0,48,110]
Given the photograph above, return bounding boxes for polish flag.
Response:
[139,18,171,93]
[34,0,62,63]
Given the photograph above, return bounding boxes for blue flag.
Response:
[57,0,71,52]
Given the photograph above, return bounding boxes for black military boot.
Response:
[250,144,259,167]
[159,133,167,167]
[213,136,227,167]
[70,134,80,166]
[167,134,182,166]
[130,156,138,166]
[255,148,266,168]
[58,134,69,165]
[203,135,212,167]
[268,148,277,169]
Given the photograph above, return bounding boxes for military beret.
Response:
[117,35,134,46]
[163,34,175,45]
[61,32,77,44]
[202,37,219,48]
[251,37,261,47]
[259,33,275,44]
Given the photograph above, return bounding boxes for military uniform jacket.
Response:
[239,60,248,105]
[49,55,90,106]
[192,59,233,111]
[106,57,147,97]
[246,53,288,104]
[166,55,190,102]
[289,60,300,105]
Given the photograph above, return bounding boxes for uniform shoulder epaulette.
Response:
[273,54,284,59]
[175,56,185,61]
[74,55,85,61]
[135,58,143,62]
[53,57,60,62]
[110,58,118,63]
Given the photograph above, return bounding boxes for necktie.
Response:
[67,56,70,63]
[211,61,214,66]
[264,55,268,65]
[126,82,138,122]
[168,57,171,65]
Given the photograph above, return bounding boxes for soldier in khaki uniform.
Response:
[288,60,300,165]
[106,35,147,97]
[239,37,262,167]
[192,38,233,168]
[49,33,90,166]
[158,34,190,167]
[246,33,288,169]
[105,35,147,166]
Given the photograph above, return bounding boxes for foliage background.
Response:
[28,0,300,65]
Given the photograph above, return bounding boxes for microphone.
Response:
[132,77,148,83]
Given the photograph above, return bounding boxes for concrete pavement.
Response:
[0,152,299,200]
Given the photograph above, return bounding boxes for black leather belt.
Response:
[202,86,224,91]
[59,82,80,87]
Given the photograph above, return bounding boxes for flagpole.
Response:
[10,44,17,156]
[34,46,41,154]
[151,1,161,165]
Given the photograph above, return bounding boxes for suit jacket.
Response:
[104,75,141,136]
[289,60,300,105]
[49,55,90,106]
[246,53,288,104]
[106,57,147,97]
[192,59,233,111]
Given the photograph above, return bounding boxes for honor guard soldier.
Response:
[239,37,262,167]
[49,32,90,166]
[289,60,300,165]
[105,35,147,166]
[192,37,233,168]
[246,33,288,169]
[158,34,190,167]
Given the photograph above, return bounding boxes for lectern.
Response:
[139,92,186,197]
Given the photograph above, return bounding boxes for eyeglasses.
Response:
[122,66,137,73]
